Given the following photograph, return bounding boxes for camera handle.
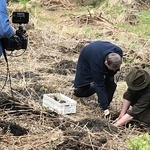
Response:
[16,26,26,36]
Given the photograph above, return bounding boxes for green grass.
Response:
[138,11,150,24]
[117,10,150,38]
[127,133,150,150]
[104,5,124,14]
[117,24,150,37]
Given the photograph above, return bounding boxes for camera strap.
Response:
[2,46,8,62]
[1,44,14,99]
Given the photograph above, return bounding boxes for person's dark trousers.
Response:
[74,82,96,97]
[74,77,116,104]
[138,108,150,126]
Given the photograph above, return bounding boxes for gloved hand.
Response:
[103,109,111,119]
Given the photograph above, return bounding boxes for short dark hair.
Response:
[106,53,122,68]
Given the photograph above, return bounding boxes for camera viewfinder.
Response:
[12,12,29,24]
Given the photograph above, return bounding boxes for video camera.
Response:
[1,12,29,51]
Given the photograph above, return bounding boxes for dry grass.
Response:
[0,1,150,150]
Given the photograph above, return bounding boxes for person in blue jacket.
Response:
[0,0,15,56]
[74,41,123,117]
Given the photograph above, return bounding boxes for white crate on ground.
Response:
[42,93,77,115]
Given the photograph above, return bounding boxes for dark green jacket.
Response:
[123,84,150,126]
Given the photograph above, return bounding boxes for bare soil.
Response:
[0,1,150,150]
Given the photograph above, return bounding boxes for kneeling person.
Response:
[114,68,150,127]
[73,41,123,117]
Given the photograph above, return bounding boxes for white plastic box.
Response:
[42,93,77,115]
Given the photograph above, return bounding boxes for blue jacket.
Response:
[74,41,123,109]
[0,0,14,56]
